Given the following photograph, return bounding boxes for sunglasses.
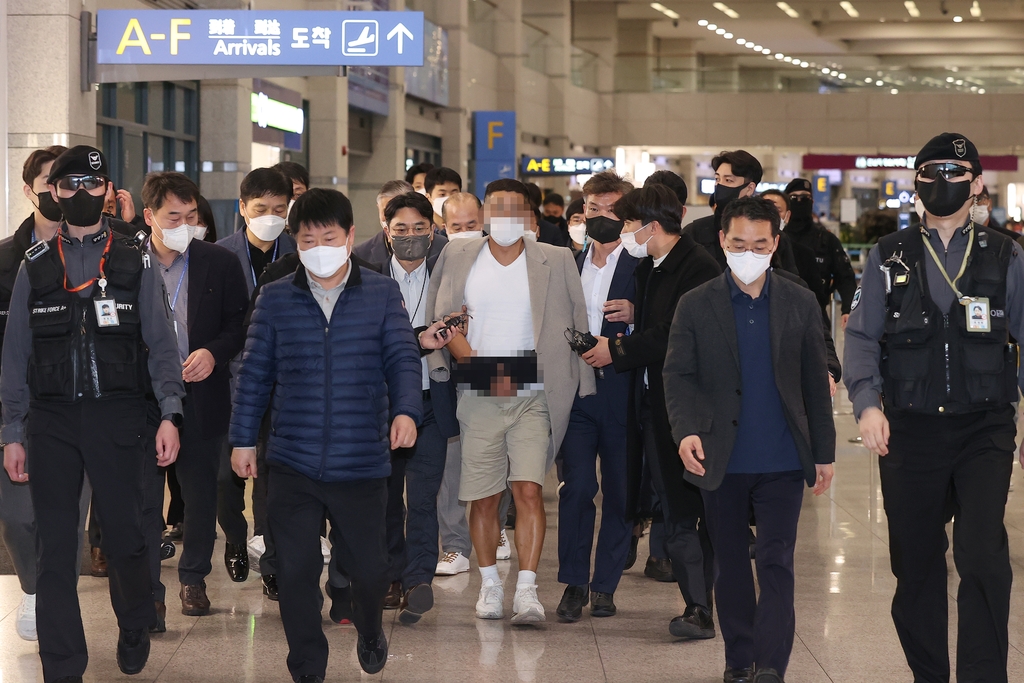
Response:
[55,175,107,192]
[917,163,973,181]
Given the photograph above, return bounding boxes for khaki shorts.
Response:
[456,393,551,502]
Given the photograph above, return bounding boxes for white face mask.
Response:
[488,217,526,247]
[726,250,773,285]
[417,188,429,197]
[620,224,653,259]
[779,219,786,232]
[155,217,197,253]
[248,214,287,242]
[448,230,483,240]
[299,244,349,278]
[523,229,537,242]
[193,226,208,241]
[432,196,448,217]
[568,223,587,245]
[973,204,990,224]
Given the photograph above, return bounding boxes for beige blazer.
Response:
[425,237,597,456]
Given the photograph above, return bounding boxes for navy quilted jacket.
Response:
[229,261,423,482]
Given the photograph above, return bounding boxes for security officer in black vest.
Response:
[0,146,185,683]
[845,133,1024,683]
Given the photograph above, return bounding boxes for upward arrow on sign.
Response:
[387,22,414,54]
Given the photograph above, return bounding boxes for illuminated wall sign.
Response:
[857,156,916,169]
[250,92,304,134]
[96,10,424,66]
[803,153,1019,172]
[521,157,615,176]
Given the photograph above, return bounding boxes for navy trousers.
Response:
[402,397,450,587]
[702,470,805,677]
[558,390,631,594]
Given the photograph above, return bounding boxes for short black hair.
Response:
[405,162,434,184]
[565,197,585,219]
[712,150,763,186]
[22,145,68,187]
[385,192,434,225]
[240,168,293,203]
[142,172,200,211]
[583,171,633,198]
[271,161,310,190]
[484,178,531,204]
[524,182,543,212]
[424,167,463,194]
[760,188,789,211]
[543,192,564,208]
[644,170,688,206]
[289,187,353,233]
[721,196,782,236]
[197,195,217,242]
[612,185,683,235]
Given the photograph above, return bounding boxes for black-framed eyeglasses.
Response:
[54,175,107,192]
[917,163,973,181]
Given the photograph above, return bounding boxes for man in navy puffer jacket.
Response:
[229,188,423,681]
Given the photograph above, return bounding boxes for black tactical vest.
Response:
[25,233,147,402]
[878,225,1018,415]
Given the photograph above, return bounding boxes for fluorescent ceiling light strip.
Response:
[650,3,680,20]
[776,2,800,19]
[713,2,740,20]
[839,2,860,18]
[970,1,982,18]
[904,1,920,18]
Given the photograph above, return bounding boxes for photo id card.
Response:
[966,297,991,333]
[95,299,120,327]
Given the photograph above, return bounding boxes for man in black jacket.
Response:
[606,185,722,639]
[665,197,835,683]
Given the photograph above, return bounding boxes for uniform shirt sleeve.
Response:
[0,265,33,444]
[842,246,887,419]
[1003,241,1024,397]
[829,232,858,314]
[139,260,185,417]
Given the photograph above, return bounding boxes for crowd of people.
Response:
[0,132,1018,683]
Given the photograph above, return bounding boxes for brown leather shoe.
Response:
[179,582,211,616]
[90,547,108,577]
[384,581,402,610]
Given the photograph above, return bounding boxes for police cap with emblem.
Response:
[47,145,109,183]
[784,178,813,194]
[914,132,981,173]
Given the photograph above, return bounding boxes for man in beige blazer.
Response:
[425,179,595,624]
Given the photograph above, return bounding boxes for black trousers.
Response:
[402,397,451,587]
[217,412,277,573]
[165,464,184,528]
[173,396,224,586]
[703,471,805,676]
[138,415,166,604]
[386,453,408,585]
[268,463,390,680]
[28,397,155,683]
[881,406,1015,683]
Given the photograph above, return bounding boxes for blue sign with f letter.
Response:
[473,111,516,162]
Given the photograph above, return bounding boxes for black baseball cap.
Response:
[47,145,109,183]
[915,132,981,173]
[784,178,812,194]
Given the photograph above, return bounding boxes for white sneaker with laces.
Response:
[476,578,504,619]
[435,551,471,576]
[247,534,266,559]
[496,530,512,560]
[16,593,37,641]
[511,584,545,624]
[320,537,331,564]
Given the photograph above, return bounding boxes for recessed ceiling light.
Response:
[800,61,809,67]
[947,76,955,82]
[650,3,680,20]
[784,56,794,63]
[953,15,963,22]
[956,79,964,85]
[821,67,830,73]
[776,2,800,19]
[775,52,785,59]
[865,77,873,83]
[713,2,740,19]
[979,88,986,93]
[970,1,982,18]
[754,45,763,51]
[724,32,733,38]
[839,73,847,79]
[904,1,920,18]
[707,23,718,30]
[761,48,772,54]
[891,88,899,94]
[698,19,709,27]
[736,38,746,44]
[716,28,726,34]
[840,2,860,18]
[830,70,839,76]
[875,79,884,85]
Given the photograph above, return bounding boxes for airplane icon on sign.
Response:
[342,20,379,56]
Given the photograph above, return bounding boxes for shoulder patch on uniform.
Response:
[851,287,862,311]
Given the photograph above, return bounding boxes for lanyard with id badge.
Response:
[57,229,120,327]
[920,223,991,333]
[168,252,189,344]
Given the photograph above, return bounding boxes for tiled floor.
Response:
[3,385,1024,682]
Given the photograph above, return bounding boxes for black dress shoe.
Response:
[669,604,716,640]
[326,581,353,624]
[262,574,279,601]
[296,677,324,683]
[644,556,674,582]
[556,584,589,622]
[384,581,402,609]
[754,668,783,683]
[590,591,616,617]
[149,601,166,634]
[399,583,434,625]
[724,666,755,683]
[224,543,249,582]
[160,539,176,560]
[116,626,151,675]
[356,630,388,674]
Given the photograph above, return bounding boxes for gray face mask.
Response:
[391,234,431,262]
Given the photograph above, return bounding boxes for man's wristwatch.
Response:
[162,413,184,428]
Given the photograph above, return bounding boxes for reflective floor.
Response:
[3,386,1024,682]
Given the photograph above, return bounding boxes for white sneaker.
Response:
[435,551,471,576]
[16,593,37,641]
[247,534,266,559]
[475,578,505,619]
[496,530,512,561]
[511,584,545,624]
[320,537,331,564]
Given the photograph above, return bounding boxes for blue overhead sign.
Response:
[473,111,516,161]
[96,10,424,66]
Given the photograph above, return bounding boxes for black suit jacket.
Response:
[539,218,570,247]
[184,240,249,439]
[663,273,837,491]
[684,213,800,276]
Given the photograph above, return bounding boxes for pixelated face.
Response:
[484,191,531,223]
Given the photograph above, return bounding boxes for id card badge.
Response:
[95,299,120,327]
[966,297,991,333]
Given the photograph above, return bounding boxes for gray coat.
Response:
[663,272,836,491]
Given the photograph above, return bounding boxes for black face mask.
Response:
[390,234,432,262]
[57,188,106,227]
[35,191,63,222]
[585,216,624,244]
[788,195,814,224]
[713,182,746,210]
[915,175,973,219]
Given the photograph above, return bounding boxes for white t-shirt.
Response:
[464,245,534,355]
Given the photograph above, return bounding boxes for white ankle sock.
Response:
[517,570,537,588]
[480,565,500,584]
